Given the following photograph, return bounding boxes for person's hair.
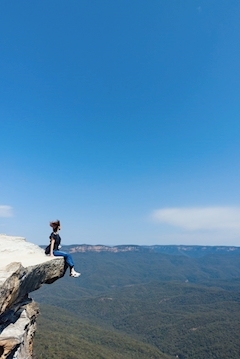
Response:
[53,225,59,233]
[50,220,60,228]
[49,224,59,238]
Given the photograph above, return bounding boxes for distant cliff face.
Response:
[62,244,240,257]
[0,235,66,359]
[67,244,140,253]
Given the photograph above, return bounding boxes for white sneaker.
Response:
[70,271,81,278]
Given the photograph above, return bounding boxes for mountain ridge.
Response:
[41,244,240,257]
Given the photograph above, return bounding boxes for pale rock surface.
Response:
[0,235,66,359]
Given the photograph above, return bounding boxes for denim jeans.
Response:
[53,250,74,268]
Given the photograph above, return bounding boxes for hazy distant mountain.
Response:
[41,243,240,258]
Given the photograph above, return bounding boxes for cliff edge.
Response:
[0,235,66,359]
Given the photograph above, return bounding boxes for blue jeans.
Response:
[53,250,74,268]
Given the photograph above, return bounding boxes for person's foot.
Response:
[70,270,81,278]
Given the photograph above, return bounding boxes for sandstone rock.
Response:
[0,235,66,359]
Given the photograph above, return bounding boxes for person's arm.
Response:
[50,237,55,257]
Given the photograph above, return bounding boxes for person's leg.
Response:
[53,250,80,277]
[53,250,74,267]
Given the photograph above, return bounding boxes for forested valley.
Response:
[33,246,240,359]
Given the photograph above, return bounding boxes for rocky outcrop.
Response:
[0,235,66,359]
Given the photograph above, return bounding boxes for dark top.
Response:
[50,232,61,251]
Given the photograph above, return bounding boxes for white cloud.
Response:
[0,205,13,217]
[151,207,240,231]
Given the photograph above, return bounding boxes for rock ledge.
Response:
[0,235,66,359]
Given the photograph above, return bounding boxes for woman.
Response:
[48,220,81,278]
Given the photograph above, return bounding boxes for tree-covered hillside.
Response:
[34,305,169,359]
[33,248,240,359]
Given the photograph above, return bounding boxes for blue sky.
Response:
[1,0,240,246]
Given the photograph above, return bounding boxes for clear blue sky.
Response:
[1,0,240,246]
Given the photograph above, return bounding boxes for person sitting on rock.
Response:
[47,220,81,278]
